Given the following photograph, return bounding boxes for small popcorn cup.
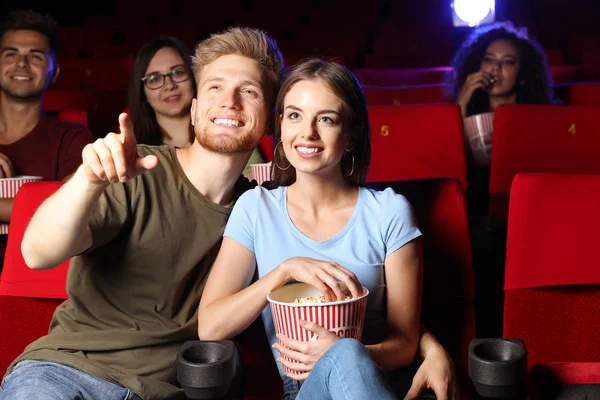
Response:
[267,282,369,375]
[251,162,272,185]
[0,176,43,234]
[464,112,494,167]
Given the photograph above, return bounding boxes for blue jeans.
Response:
[0,360,142,400]
[282,338,398,400]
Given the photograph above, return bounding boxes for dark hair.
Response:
[0,10,59,62]
[450,21,556,116]
[271,58,371,187]
[128,36,195,146]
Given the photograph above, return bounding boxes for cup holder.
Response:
[176,340,241,399]
[469,338,527,399]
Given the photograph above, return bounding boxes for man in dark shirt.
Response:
[0,10,93,269]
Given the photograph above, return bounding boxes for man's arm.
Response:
[21,168,107,269]
[21,114,157,270]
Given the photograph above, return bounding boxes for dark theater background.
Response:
[1,0,599,137]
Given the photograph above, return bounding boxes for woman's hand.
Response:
[456,71,494,118]
[273,320,340,381]
[403,347,457,400]
[279,257,363,301]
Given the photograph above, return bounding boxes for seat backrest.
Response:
[370,178,474,393]
[43,90,95,112]
[258,135,274,162]
[567,82,600,106]
[0,181,68,375]
[504,173,600,372]
[549,65,581,84]
[489,105,600,219]
[367,104,467,189]
[364,84,451,106]
[55,110,89,127]
[354,67,452,86]
[0,181,69,299]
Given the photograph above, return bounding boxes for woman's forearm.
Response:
[198,265,289,340]
[365,332,419,371]
[417,326,448,360]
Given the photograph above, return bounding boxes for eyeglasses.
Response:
[141,67,190,90]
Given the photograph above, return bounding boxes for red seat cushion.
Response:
[0,296,62,375]
[367,104,467,189]
[504,288,600,371]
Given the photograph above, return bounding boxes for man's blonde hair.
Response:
[191,27,284,103]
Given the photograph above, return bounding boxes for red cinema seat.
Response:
[503,173,600,398]
[55,110,89,127]
[567,82,600,106]
[371,178,474,397]
[364,85,451,105]
[43,91,95,112]
[489,105,600,219]
[0,182,68,376]
[549,65,581,84]
[258,135,274,162]
[367,104,467,189]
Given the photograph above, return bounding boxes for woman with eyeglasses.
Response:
[128,36,266,175]
[128,36,196,148]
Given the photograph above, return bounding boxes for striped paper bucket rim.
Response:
[267,284,369,307]
[0,176,43,181]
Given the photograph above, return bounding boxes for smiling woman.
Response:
[128,36,196,148]
[197,59,430,400]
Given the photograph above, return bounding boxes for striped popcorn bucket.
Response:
[267,282,369,375]
[464,112,495,167]
[0,176,43,234]
[250,162,272,185]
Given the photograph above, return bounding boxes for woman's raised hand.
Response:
[279,257,363,301]
[456,71,494,118]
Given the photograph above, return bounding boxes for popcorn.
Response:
[293,295,352,304]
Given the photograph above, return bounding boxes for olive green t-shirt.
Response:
[8,145,253,400]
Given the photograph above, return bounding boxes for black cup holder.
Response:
[469,338,527,399]
[176,340,242,399]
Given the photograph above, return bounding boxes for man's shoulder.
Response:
[39,116,93,139]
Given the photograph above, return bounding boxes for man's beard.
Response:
[195,127,261,154]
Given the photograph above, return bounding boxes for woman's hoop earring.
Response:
[346,151,355,177]
[273,141,291,171]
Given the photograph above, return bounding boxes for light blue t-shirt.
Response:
[224,185,422,377]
